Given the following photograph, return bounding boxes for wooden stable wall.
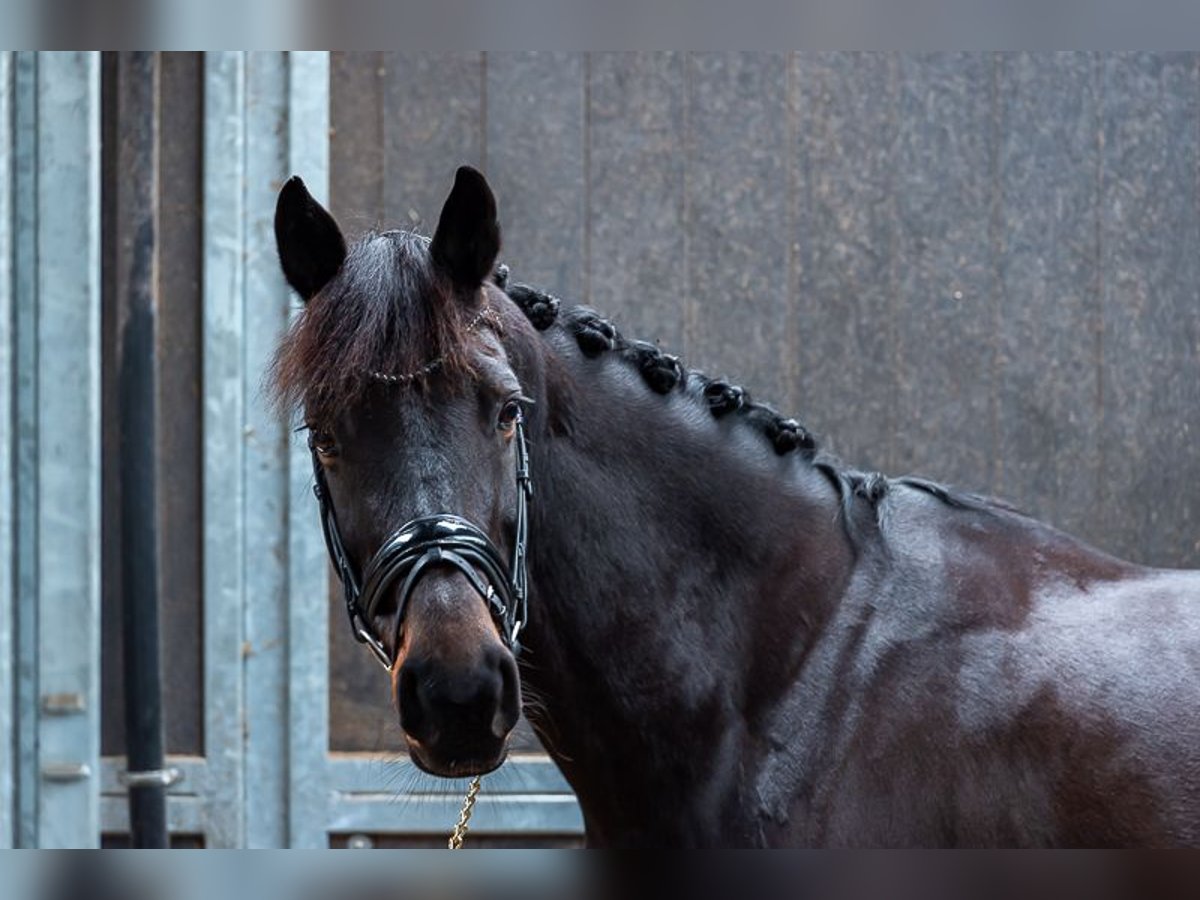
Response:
[330,52,1200,573]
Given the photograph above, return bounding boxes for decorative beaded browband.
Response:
[368,302,499,385]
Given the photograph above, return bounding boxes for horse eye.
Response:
[308,428,338,458]
[497,399,523,435]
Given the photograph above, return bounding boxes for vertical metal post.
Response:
[111,51,168,848]
[285,51,333,849]
[201,51,248,849]
[203,51,332,848]
[0,50,15,850]
[31,51,103,848]
[12,49,38,851]
[242,51,289,849]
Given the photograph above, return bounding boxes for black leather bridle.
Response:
[309,415,532,670]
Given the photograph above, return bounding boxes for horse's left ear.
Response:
[431,166,501,288]
[274,175,346,302]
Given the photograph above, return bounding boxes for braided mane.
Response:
[505,281,1010,534]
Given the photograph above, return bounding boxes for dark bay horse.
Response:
[272,166,1200,847]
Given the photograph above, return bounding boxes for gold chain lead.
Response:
[447,776,482,849]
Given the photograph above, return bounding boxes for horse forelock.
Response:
[270,229,486,422]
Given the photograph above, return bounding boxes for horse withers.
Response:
[271,166,1200,847]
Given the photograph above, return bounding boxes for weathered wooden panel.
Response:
[330,52,384,229]
[889,53,998,490]
[993,52,1103,537]
[1097,52,1200,567]
[326,52,1200,578]
[587,52,687,349]
[792,52,897,471]
[685,53,795,410]
[153,52,204,756]
[485,52,586,300]
[101,51,204,761]
[381,52,483,233]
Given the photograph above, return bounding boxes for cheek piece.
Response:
[310,414,532,670]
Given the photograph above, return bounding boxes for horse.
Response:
[271,166,1200,847]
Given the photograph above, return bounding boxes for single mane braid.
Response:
[505,283,560,330]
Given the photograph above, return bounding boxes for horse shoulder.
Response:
[754,490,1200,845]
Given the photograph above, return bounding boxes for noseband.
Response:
[310,416,532,670]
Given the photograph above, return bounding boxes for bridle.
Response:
[308,358,533,671]
[310,417,531,670]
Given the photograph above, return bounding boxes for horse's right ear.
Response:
[274,176,346,302]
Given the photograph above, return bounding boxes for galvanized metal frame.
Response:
[33,50,103,850]
[0,50,14,850]
[200,49,249,848]
[241,50,292,850]
[11,49,38,851]
[284,50,335,849]
[0,52,104,848]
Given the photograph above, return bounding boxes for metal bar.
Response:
[12,49,38,851]
[32,50,102,848]
[242,51,290,849]
[0,49,14,850]
[285,50,332,850]
[101,793,210,837]
[111,51,167,848]
[100,755,206,797]
[201,50,248,849]
[328,754,576,796]
[327,792,585,836]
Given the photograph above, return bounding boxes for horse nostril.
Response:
[397,662,430,742]
[492,650,521,739]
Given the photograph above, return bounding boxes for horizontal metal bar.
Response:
[101,794,208,836]
[326,753,575,796]
[101,755,207,797]
[41,763,92,783]
[40,692,86,715]
[119,767,184,789]
[327,793,584,836]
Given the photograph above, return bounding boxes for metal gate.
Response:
[1,51,581,848]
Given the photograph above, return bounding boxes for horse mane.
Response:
[270,230,486,422]
[505,283,1016,538]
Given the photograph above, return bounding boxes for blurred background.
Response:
[1,51,1198,847]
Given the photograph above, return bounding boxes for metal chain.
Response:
[447,776,482,849]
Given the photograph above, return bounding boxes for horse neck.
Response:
[517,331,855,844]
